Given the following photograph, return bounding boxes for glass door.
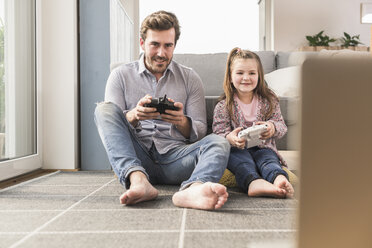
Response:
[0,0,41,181]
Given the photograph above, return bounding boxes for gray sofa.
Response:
[110,51,317,150]
[173,51,316,150]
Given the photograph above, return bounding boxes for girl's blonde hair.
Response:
[220,47,278,122]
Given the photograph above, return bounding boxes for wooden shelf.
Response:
[299,46,369,51]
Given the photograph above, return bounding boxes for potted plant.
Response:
[302,31,337,51]
[340,32,368,51]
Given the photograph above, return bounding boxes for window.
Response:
[139,0,259,54]
[110,0,134,64]
[0,0,39,181]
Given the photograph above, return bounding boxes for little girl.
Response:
[212,48,294,198]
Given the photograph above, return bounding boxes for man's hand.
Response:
[226,127,245,149]
[161,99,191,139]
[126,95,160,127]
[256,121,275,139]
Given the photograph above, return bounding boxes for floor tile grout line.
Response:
[219,207,297,211]
[0,194,110,197]
[0,229,296,235]
[186,229,297,233]
[0,210,63,213]
[25,184,114,187]
[0,208,183,212]
[32,177,116,180]
[0,171,61,193]
[20,175,116,180]
[178,208,187,248]
[1,230,180,235]
[0,193,176,197]
[0,207,296,213]
[8,178,116,248]
[43,176,114,177]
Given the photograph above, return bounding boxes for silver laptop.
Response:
[298,56,372,248]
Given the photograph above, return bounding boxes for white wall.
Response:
[273,0,372,51]
[39,0,137,171]
[40,0,78,170]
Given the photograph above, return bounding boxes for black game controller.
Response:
[144,94,179,114]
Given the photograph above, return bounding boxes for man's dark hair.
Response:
[140,10,181,44]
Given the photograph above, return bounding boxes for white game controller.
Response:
[237,124,268,148]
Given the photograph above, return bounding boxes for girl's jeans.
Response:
[94,102,230,190]
[228,146,288,192]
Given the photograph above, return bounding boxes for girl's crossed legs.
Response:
[228,147,293,198]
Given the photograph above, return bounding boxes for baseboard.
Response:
[43,168,80,172]
[0,169,56,189]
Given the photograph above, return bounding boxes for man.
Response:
[94,11,230,210]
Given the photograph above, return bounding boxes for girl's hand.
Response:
[226,127,246,149]
[256,121,275,139]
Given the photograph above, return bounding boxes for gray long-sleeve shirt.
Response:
[104,55,207,154]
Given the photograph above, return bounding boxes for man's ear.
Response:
[140,38,145,50]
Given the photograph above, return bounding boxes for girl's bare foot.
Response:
[273,175,295,198]
[248,179,286,198]
[172,182,228,210]
[120,171,158,205]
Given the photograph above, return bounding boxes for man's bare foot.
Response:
[273,175,295,198]
[172,182,228,210]
[248,179,286,198]
[120,171,158,205]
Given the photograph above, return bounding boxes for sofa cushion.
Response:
[173,53,227,97]
[255,51,277,74]
[264,65,301,124]
[276,51,318,69]
[265,66,301,98]
[173,51,276,97]
[264,65,302,150]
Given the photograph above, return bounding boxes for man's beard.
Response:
[146,55,171,74]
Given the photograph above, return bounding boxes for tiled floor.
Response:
[0,171,298,248]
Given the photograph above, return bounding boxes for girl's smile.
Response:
[231,58,259,102]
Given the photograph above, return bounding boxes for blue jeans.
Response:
[228,147,288,192]
[94,102,230,190]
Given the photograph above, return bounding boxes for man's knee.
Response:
[205,134,230,153]
[94,101,121,120]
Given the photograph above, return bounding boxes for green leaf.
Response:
[317,31,324,36]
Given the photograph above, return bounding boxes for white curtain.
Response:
[110,0,134,65]
[3,0,36,159]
